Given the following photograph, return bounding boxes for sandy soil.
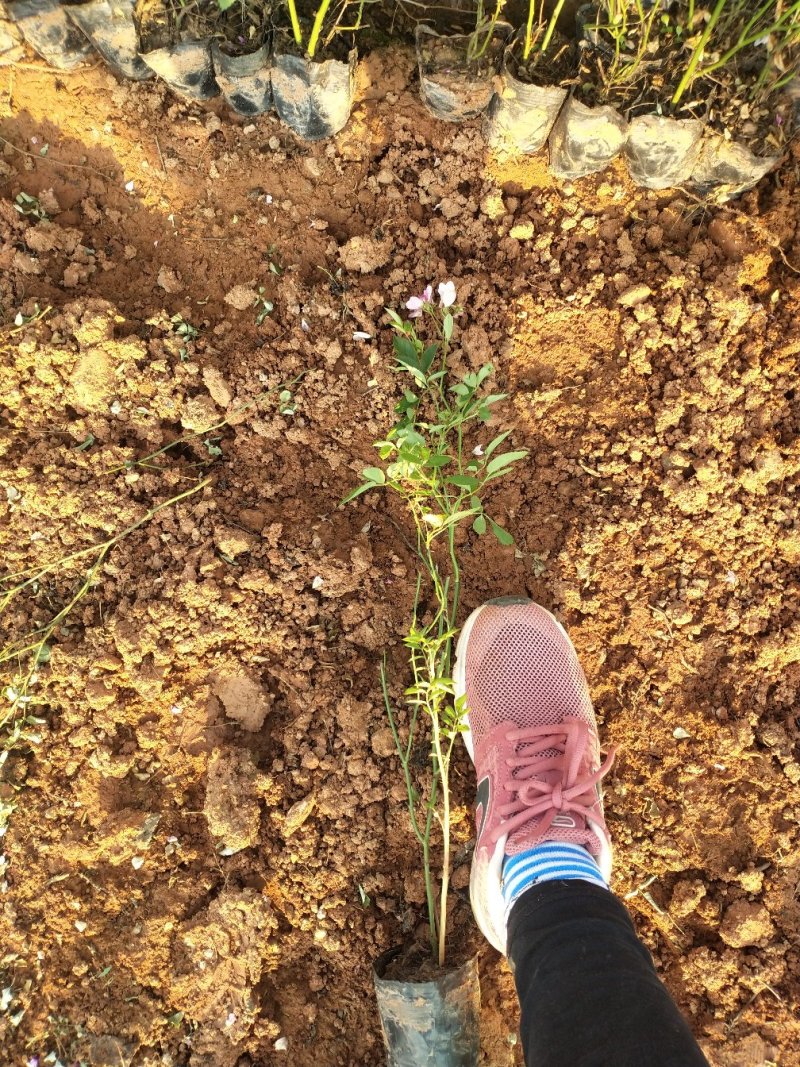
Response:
[0,47,799,1067]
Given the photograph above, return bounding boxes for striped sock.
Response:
[502,842,608,916]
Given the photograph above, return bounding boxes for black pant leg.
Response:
[507,880,710,1067]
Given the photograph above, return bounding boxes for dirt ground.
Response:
[0,46,799,1067]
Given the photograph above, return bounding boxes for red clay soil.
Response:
[0,47,799,1067]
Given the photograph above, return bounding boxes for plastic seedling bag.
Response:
[624,113,704,189]
[548,94,627,178]
[271,30,356,141]
[139,36,219,100]
[65,0,152,80]
[211,39,271,116]
[416,23,511,123]
[690,133,780,202]
[486,70,567,155]
[374,948,480,1067]
[485,31,572,155]
[7,0,93,68]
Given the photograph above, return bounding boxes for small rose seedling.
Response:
[346,283,527,966]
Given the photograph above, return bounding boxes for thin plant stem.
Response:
[431,701,450,968]
[103,374,304,476]
[382,661,439,954]
[307,0,334,56]
[286,0,303,47]
[540,0,567,53]
[2,478,212,589]
[1,477,210,730]
[672,0,729,104]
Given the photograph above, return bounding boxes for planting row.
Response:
[3,0,799,198]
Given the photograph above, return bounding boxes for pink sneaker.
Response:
[453,597,615,954]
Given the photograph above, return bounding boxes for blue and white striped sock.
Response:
[502,842,608,916]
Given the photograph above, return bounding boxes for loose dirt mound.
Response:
[0,49,799,1067]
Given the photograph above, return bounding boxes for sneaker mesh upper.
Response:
[464,602,602,855]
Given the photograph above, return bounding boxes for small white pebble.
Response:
[131,856,144,870]
[473,445,484,456]
[124,180,134,192]
[243,124,256,135]
[74,920,87,933]
[224,1011,237,1028]
[274,1037,289,1052]
[301,318,310,332]
[672,727,691,740]
[312,576,324,591]
[352,331,371,340]
[110,400,122,416]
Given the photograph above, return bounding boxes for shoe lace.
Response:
[488,718,615,846]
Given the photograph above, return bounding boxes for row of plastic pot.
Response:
[419,23,789,198]
[3,0,356,139]
[5,0,792,194]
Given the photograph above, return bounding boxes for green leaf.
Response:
[385,307,405,329]
[443,313,453,341]
[396,427,426,449]
[394,334,420,368]
[437,509,476,530]
[483,430,511,458]
[342,482,378,504]
[448,474,479,491]
[421,343,438,372]
[427,453,451,468]
[357,883,371,908]
[485,450,528,476]
[362,466,385,484]
[489,518,514,546]
[472,514,487,535]
[395,362,426,387]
